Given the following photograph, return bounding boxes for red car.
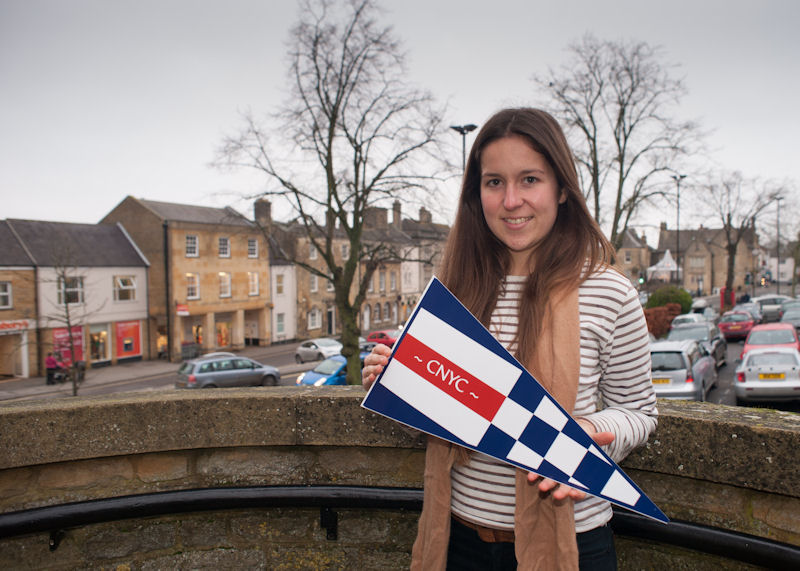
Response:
[718,310,755,341]
[367,329,400,347]
[740,322,800,361]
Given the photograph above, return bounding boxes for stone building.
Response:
[656,222,759,295]
[616,228,653,286]
[101,197,271,361]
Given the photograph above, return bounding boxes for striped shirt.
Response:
[450,267,658,533]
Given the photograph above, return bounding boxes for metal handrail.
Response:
[0,486,797,567]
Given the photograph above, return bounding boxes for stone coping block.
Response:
[0,389,797,498]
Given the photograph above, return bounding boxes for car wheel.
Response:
[203,384,217,389]
[262,375,278,387]
[317,352,324,361]
[735,397,748,407]
[295,354,303,364]
[699,381,706,402]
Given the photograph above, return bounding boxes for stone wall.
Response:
[0,388,798,569]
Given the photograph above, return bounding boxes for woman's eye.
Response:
[524,176,538,184]
[485,178,501,187]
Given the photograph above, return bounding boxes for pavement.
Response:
[0,345,307,403]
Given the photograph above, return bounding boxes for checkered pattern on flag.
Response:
[362,277,668,523]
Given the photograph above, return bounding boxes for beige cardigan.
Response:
[410,287,581,570]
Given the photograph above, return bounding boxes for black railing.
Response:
[0,486,797,567]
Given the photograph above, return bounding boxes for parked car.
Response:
[175,354,280,388]
[779,299,800,320]
[650,340,717,401]
[780,308,800,331]
[752,294,793,322]
[294,338,343,363]
[296,352,370,386]
[718,311,756,341]
[690,299,719,324]
[296,355,349,386]
[367,329,401,347]
[733,302,763,324]
[740,323,800,361]
[670,313,706,329]
[666,322,727,368]
[734,347,800,405]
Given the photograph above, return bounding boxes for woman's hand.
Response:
[526,418,615,501]
[361,343,392,390]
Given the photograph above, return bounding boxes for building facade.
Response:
[0,219,150,377]
[101,197,271,361]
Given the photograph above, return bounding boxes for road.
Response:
[13,336,800,413]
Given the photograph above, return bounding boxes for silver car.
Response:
[650,340,717,401]
[175,355,280,388]
[294,338,343,363]
[734,347,800,405]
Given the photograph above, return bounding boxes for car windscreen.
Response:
[721,314,749,323]
[748,330,796,344]
[178,362,194,374]
[316,338,340,347]
[651,351,686,371]
[313,359,343,374]
[667,327,709,341]
[746,352,799,367]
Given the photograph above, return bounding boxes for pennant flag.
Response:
[362,277,668,523]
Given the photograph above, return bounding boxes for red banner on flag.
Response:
[393,333,505,421]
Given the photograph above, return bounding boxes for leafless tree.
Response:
[216,0,447,383]
[534,35,703,249]
[701,171,784,306]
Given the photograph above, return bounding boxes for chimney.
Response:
[364,207,388,229]
[418,207,432,224]
[393,200,402,228]
[254,199,271,227]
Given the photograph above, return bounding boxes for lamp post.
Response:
[450,124,477,171]
[671,174,687,286]
[752,248,759,299]
[776,196,783,294]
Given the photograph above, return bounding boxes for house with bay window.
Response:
[0,219,149,377]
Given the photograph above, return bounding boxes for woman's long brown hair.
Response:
[439,108,614,366]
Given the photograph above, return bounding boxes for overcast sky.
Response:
[2,0,798,245]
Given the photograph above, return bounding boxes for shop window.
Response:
[186,273,199,300]
[90,324,110,362]
[219,272,232,298]
[185,235,198,257]
[113,276,136,301]
[384,302,390,322]
[57,276,84,304]
[375,303,381,321]
[248,272,259,296]
[219,237,230,258]
[0,282,11,309]
[248,238,258,258]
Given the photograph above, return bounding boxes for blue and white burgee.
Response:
[362,276,668,523]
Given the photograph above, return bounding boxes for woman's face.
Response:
[479,135,565,274]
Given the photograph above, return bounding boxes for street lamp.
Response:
[776,196,783,294]
[671,174,687,286]
[451,124,477,171]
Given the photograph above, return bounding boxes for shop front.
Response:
[0,319,33,378]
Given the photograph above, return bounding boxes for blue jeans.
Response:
[446,517,617,570]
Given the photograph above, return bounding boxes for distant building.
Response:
[0,219,149,377]
[616,228,653,286]
[101,197,271,361]
[655,222,759,294]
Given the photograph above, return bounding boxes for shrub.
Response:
[646,285,692,314]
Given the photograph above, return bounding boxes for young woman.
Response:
[362,108,657,570]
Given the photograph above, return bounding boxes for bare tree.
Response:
[217,0,447,383]
[701,171,783,307]
[534,35,702,248]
